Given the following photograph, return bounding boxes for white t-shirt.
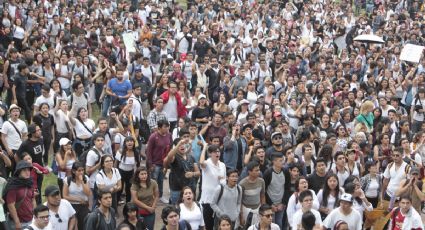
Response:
[179,203,205,230]
[383,162,409,197]
[73,119,95,139]
[163,97,178,122]
[44,199,76,230]
[86,148,103,188]
[1,119,27,150]
[28,223,53,230]
[115,151,137,172]
[96,168,121,192]
[317,189,343,211]
[34,95,55,114]
[291,209,322,229]
[128,95,143,120]
[323,208,362,230]
[55,63,70,89]
[54,110,70,134]
[199,159,226,204]
[286,189,320,221]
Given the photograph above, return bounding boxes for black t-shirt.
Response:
[17,138,45,165]
[307,172,327,194]
[32,113,54,140]
[169,153,196,191]
[14,74,28,99]
[191,106,211,123]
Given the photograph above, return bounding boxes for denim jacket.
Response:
[223,136,248,170]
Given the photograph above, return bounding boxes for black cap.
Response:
[44,185,60,196]
[14,160,32,176]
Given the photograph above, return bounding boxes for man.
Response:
[163,129,200,204]
[94,115,124,156]
[307,158,328,194]
[147,97,168,132]
[382,147,411,203]
[199,144,226,230]
[146,120,172,203]
[12,63,33,122]
[141,57,156,84]
[211,169,242,228]
[5,160,35,229]
[175,25,193,60]
[86,134,106,199]
[68,81,91,117]
[205,56,222,101]
[55,53,71,95]
[1,104,28,176]
[291,190,322,229]
[387,195,424,230]
[378,96,395,117]
[263,152,287,229]
[129,79,150,120]
[200,113,227,146]
[239,161,266,226]
[223,123,248,171]
[247,204,280,230]
[247,113,265,140]
[24,205,52,230]
[279,120,296,147]
[44,185,76,230]
[395,167,425,214]
[104,68,132,117]
[33,84,54,116]
[160,81,187,131]
[266,132,284,160]
[323,193,362,230]
[70,55,89,79]
[84,190,116,229]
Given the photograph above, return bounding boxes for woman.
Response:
[68,107,95,157]
[213,93,231,114]
[50,79,67,101]
[53,99,72,153]
[156,74,169,96]
[333,220,349,230]
[191,94,211,127]
[20,153,48,204]
[286,176,320,221]
[318,144,334,171]
[131,166,159,230]
[177,81,190,106]
[217,215,232,230]
[345,149,362,178]
[391,120,413,147]
[32,103,54,165]
[343,182,373,218]
[115,136,141,203]
[234,100,250,124]
[317,174,344,220]
[373,133,393,171]
[355,100,374,133]
[246,81,258,107]
[360,161,381,208]
[12,18,27,51]
[179,187,204,230]
[55,138,77,194]
[230,47,243,69]
[335,125,351,152]
[117,202,147,230]
[62,162,91,230]
[411,87,425,133]
[95,155,122,212]
[318,113,333,143]
[161,206,192,230]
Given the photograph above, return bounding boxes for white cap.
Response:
[59,138,72,146]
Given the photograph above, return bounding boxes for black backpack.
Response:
[79,148,101,173]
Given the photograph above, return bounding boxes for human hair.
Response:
[72,80,83,90]
[333,151,345,162]
[298,189,313,203]
[97,190,112,202]
[38,102,50,111]
[33,204,49,217]
[70,161,86,183]
[217,215,232,229]
[226,168,239,177]
[301,211,316,230]
[246,161,259,172]
[270,152,284,161]
[157,119,170,128]
[132,166,151,188]
[364,161,378,175]
[343,182,362,204]
[258,204,272,215]
[315,157,326,166]
[99,155,114,172]
[92,133,105,142]
[97,117,108,124]
[122,202,139,220]
[360,100,374,114]
[120,136,140,168]
[399,194,412,203]
[161,206,180,225]
[178,186,194,204]
[321,173,341,208]
[319,144,334,163]
[295,176,308,192]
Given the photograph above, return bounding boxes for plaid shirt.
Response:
[147,109,168,132]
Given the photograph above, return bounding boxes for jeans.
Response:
[7,218,31,230]
[170,190,181,205]
[151,165,164,197]
[95,83,104,107]
[142,213,155,230]
[117,169,134,203]
[101,95,112,118]
[273,209,284,230]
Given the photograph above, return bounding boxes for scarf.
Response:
[3,177,33,197]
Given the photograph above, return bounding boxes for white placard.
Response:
[400,44,424,63]
[122,33,136,53]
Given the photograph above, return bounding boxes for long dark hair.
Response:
[132,166,151,188]
[320,173,341,208]
[99,155,114,173]
[71,161,87,183]
[177,186,194,204]
[120,136,141,168]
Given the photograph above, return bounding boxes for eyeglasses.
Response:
[55,214,63,223]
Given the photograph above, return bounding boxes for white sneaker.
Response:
[160,197,169,204]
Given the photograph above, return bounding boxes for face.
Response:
[399,198,412,213]
[340,200,352,213]
[99,193,112,208]
[182,188,194,202]
[298,179,308,191]
[103,156,114,169]
[166,211,180,226]
[336,154,346,166]
[260,209,273,225]
[249,166,260,178]
[47,192,61,207]
[301,196,314,209]
[316,162,326,174]
[19,168,31,179]
[327,176,338,190]
[94,137,105,149]
[227,172,239,186]
[219,220,232,230]
[35,210,50,228]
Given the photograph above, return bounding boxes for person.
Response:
[104,68,132,116]
[163,129,200,204]
[161,81,188,131]
[62,161,91,230]
[117,202,147,230]
[54,137,77,194]
[131,166,159,230]
[395,167,425,213]
[317,173,344,220]
[20,153,48,205]
[246,204,280,230]
[216,215,233,230]
[291,190,323,230]
[83,190,117,229]
[4,160,35,229]
[68,81,92,118]
[1,104,27,176]
[147,97,168,133]
[198,143,226,230]
[94,115,124,156]
[32,102,54,165]
[210,169,242,228]
[360,161,382,208]
[223,122,248,171]
[239,161,266,227]
[43,185,76,230]
[160,205,192,230]
[68,106,95,157]
[95,155,122,211]
[323,193,362,230]
[12,63,34,122]
[386,195,424,230]
[307,158,329,194]
[24,205,52,230]
[146,119,172,203]
[286,176,320,224]
[85,133,106,204]
[179,186,204,230]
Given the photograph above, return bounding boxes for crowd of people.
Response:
[0,0,425,229]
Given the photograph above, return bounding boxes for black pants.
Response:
[36,174,43,205]
[17,96,31,123]
[42,138,51,165]
[71,203,90,230]
[117,169,134,203]
[367,196,379,208]
[202,203,215,230]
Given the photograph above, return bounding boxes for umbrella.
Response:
[354,34,385,44]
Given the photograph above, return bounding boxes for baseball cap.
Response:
[59,138,72,146]
[44,185,60,196]
[340,193,354,203]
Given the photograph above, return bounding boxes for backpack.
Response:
[83,210,101,229]
[70,92,89,106]
[51,158,59,175]
[216,184,241,204]
[79,148,101,173]
[387,162,411,175]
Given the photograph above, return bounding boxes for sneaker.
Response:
[160,197,169,204]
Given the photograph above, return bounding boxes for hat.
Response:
[410,167,420,175]
[271,132,282,140]
[258,94,264,98]
[240,99,250,105]
[9,104,21,112]
[44,185,60,196]
[273,111,282,117]
[340,193,354,203]
[198,94,207,100]
[134,66,142,72]
[14,160,32,176]
[59,138,72,146]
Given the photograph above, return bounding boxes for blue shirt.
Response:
[108,78,132,104]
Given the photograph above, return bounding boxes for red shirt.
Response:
[393,211,405,230]
[6,187,34,223]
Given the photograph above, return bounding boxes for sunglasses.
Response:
[55,214,62,223]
